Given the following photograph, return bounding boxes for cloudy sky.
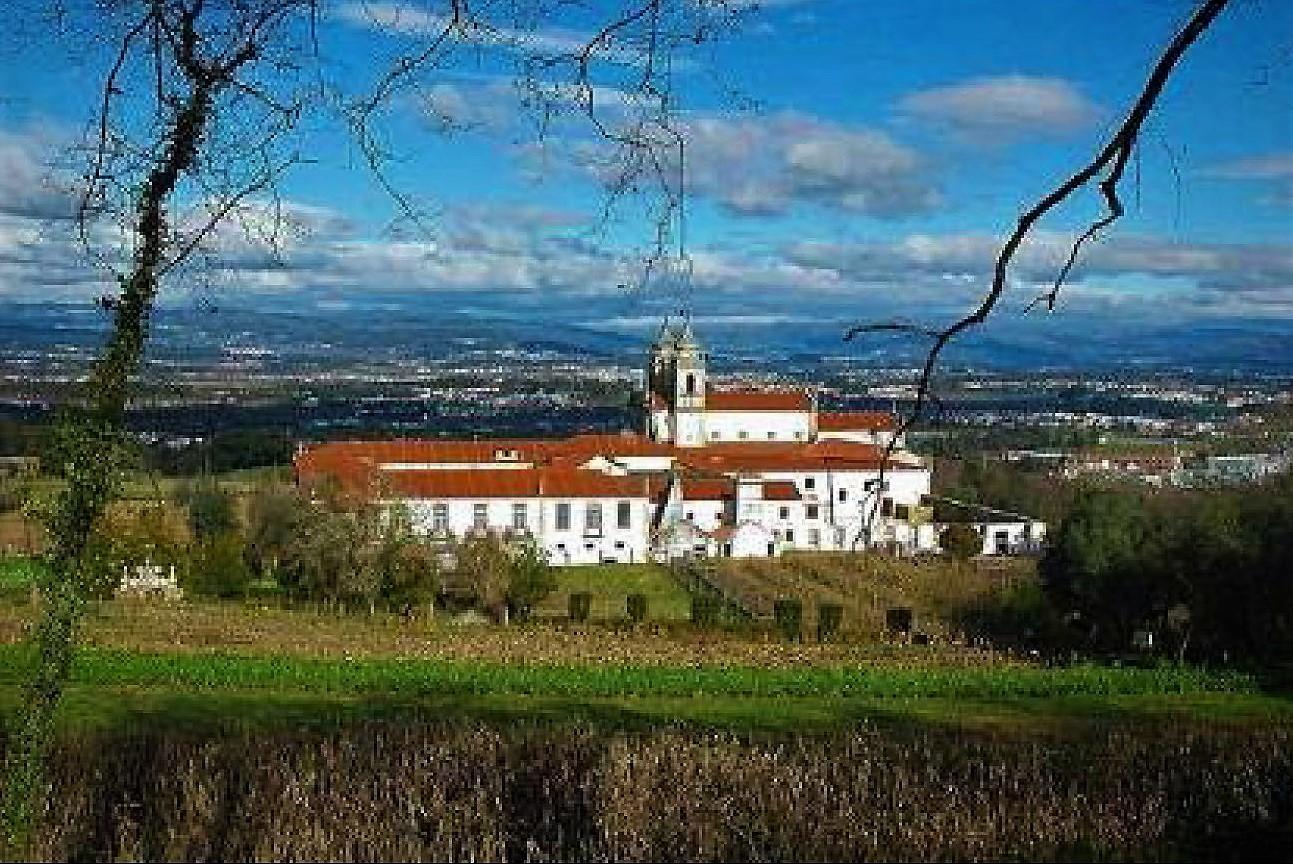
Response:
[1,0,1291,351]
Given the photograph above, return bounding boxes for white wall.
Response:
[816,429,899,448]
[399,496,652,566]
[964,520,1047,555]
[703,410,812,443]
[673,409,707,448]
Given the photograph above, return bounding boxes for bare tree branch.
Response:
[849,0,1230,545]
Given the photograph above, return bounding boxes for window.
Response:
[710,430,719,439]
[555,501,571,531]
[806,504,819,520]
[614,541,625,549]
[882,498,894,518]
[808,528,821,546]
[804,477,815,490]
[617,500,632,529]
[472,503,488,530]
[766,431,776,439]
[794,430,804,440]
[685,511,694,521]
[738,430,749,440]
[686,373,696,396]
[785,529,795,543]
[778,506,790,520]
[431,502,449,533]
[838,489,848,503]
[895,503,910,521]
[512,502,528,531]
[586,502,603,534]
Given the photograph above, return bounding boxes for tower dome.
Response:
[673,319,701,352]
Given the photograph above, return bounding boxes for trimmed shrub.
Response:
[691,595,722,627]
[940,523,982,560]
[886,607,914,635]
[774,598,803,642]
[568,591,592,623]
[817,601,843,642]
[626,592,648,623]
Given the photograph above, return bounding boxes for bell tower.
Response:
[671,319,707,447]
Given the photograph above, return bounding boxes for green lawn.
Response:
[0,642,1258,701]
[534,562,693,622]
[2,683,1290,738]
[0,555,40,599]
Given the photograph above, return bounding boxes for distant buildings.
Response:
[1005,445,1292,488]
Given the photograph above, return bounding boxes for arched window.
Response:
[686,373,696,396]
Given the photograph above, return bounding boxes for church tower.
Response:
[647,318,676,401]
[670,320,707,447]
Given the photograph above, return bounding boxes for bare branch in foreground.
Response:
[849,0,1230,545]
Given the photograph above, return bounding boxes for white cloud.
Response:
[403,78,942,220]
[1206,152,1293,180]
[0,129,78,221]
[899,75,1099,145]
[1205,152,1293,207]
[631,112,940,218]
[336,2,648,66]
[782,231,1293,314]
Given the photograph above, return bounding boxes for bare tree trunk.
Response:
[2,72,216,852]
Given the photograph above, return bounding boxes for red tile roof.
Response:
[762,481,802,501]
[311,465,650,500]
[296,433,921,504]
[680,478,733,500]
[705,389,811,412]
[676,440,914,472]
[817,411,899,432]
[677,477,801,502]
[295,432,672,473]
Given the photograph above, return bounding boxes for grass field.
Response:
[4,558,1293,860]
[710,552,1038,638]
[2,554,1290,740]
[533,562,693,622]
[0,643,1255,701]
[0,555,39,600]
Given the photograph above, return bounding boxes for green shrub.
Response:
[940,523,983,560]
[817,601,843,642]
[774,598,803,642]
[187,532,253,599]
[691,595,722,627]
[181,480,237,540]
[506,540,556,620]
[626,592,648,622]
[568,591,592,623]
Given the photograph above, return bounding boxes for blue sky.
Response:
[1,0,1291,347]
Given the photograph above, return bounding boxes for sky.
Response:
[1,0,1291,356]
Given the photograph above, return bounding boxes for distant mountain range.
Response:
[3,297,1291,375]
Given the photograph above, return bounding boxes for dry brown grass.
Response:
[19,720,1293,861]
[0,595,1020,670]
[0,511,45,555]
[713,552,1036,639]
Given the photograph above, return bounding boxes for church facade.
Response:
[295,322,941,565]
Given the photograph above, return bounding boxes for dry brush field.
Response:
[14,720,1292,862]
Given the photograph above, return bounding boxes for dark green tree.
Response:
[187,531,254,600]
[182,481,236,541]
[939,524,983,561]
[506,540,556,621]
